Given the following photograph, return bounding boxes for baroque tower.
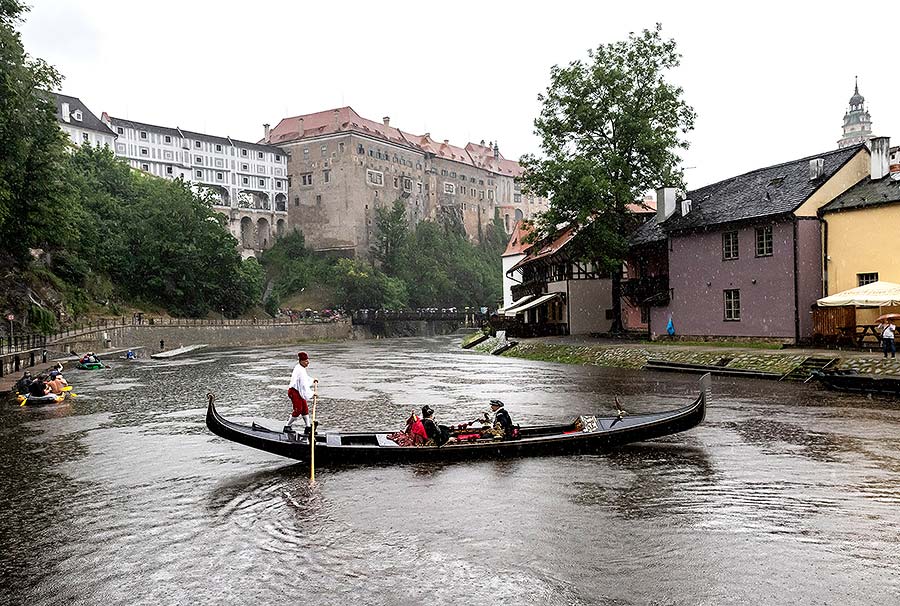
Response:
[837,77,873,148]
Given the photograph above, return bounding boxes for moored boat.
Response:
[811,369,900,396]
[206,374,710,465]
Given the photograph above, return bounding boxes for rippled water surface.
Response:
[2,336,899,605]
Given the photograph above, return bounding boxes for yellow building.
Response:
[820,137,900,322]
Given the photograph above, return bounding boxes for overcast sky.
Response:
[19,0,897,189]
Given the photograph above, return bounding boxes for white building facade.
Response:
[103,115,289,254]
[54,94,117,149]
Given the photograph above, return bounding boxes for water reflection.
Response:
[2,336,899,605]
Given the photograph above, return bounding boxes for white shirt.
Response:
[883,324,896,340]
[289,363,314,400]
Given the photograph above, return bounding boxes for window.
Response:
[321,145,327,156]
[294,196,300,207]
[514,193,522,203]
[141,163,150,171]
[242,177,249,185]
[215,144,222,152]
[241,149,248,157]
[367,169,384,186]
[723,231,739,260]
[82,132,89,142]
[216,172,224,181]
[441,169,447,176]
[166,166,173,175]
[241,163,248,171]
[755,226,773,257]
[276,180,282,189]
[417,182,422,193]
[195,141,202,148]
[324,170,330,183]
[393,177,399,188]
[450,171,457,178]
[487,190,494,201]
[369,149,374,157]
[724,289,741,321]
[403,177,412,192]
[140,131,148,140]
[259,178,265,187]
[195,156,203,164]
[258,152,264,159]
[316,195,322,205]
[164,135,172,144]
[858,272,879,286]
[195,170,202,178]
[276,155,282,162]
[358,144,365,155]
[116,126,124,135]
[140,148,149,156]
[443,182,456,195]
[301,173,313,186]
[339,142,345,153]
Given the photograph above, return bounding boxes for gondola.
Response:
[811,369,900,396]
[205,374,710,465]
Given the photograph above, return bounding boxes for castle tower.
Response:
[837,77,873,148]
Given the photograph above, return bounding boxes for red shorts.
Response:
[288,388,308,417]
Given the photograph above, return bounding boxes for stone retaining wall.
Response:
[472,338,900,376]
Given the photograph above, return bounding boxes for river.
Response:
[1,336,898,605]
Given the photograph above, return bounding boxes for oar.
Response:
[310,380,319,483]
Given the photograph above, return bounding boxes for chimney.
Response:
[480,139,485,146]
[443,139,449,145]
[61,102,70,123]
[382,116,390,127]
[870,136,890,180]
[656,187,677,223]
[809,158,824,180]
[263,123,270,141]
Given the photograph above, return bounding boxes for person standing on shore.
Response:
[880,319,896,359]
[285,351,316,434]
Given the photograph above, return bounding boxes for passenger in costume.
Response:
[489,399,514,439]
[285,351,316,435]
[420,405,451,446]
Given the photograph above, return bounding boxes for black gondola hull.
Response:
[812,370,900,396]
[206,374,710,465]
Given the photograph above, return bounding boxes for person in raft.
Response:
[285,351,317,435]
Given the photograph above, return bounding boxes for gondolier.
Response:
[285,351,316,434]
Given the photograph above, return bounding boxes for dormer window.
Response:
[72,110,83,122]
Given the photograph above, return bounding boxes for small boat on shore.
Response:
[811,369,900,396]
[206,374,710,465]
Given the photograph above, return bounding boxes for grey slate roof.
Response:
[108,116,282,155]
[820,173,900,213]
[54,93,116,136]
[629,145,866,246]
[660,145,865,233]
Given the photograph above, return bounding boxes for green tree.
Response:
[520,24,695,331]
[0,0,72,265]
[371,199,408,274]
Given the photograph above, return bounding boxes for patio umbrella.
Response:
[876,313,900,323]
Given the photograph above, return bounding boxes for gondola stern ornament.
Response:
[614,396,627,418]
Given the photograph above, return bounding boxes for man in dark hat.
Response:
[285,351,316,434]
[489,399,514,439]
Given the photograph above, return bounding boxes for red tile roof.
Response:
[509,225,578,272]
[503,221,534,257]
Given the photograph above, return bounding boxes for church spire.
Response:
[838,77,872,148]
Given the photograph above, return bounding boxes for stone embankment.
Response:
[469,336,900,377]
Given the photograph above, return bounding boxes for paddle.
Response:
[310,380,319,483]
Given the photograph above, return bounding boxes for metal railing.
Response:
[1,333,48,355]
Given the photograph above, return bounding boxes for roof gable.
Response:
[55,93,116,136]
[821,173,900,213]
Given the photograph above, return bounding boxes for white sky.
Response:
[19,0,898,189]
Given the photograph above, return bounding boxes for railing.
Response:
[1,333,48,355]
[351,309,487,325]
[511,282,547,302]
[41,314,347,343]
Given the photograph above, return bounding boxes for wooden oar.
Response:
[310,380,319,483]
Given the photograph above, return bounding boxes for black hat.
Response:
[489,399,504,408]
[421,405,434,417]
